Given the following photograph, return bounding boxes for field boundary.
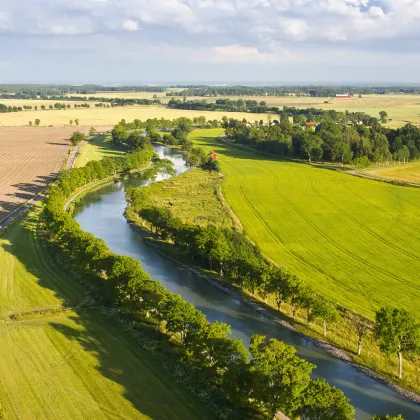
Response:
[218,135,420,189]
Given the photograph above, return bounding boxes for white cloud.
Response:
[122,19,140,31]
[0,0,420,81]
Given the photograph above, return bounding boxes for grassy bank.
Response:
[130,128,420,394]
[0,207,212,419]
[74,133,125,168]
[129,168,235,229]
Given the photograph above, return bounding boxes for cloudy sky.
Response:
[0,0,419,84]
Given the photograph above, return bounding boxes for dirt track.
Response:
[0,126,111,220]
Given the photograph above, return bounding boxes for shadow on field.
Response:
[2,210,208,419]
[0,173,60,217]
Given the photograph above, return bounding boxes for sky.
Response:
[0,0,419,84]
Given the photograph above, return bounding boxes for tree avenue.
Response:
[40,130,358,419]
[38,117,411,419]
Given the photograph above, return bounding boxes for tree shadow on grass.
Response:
[50,312,209,420]
[1,211,211,419]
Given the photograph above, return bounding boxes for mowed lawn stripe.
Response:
[189,129,420,318]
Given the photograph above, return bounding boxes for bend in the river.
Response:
[73,145,420,420]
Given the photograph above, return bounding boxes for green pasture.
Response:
[189,129,420,319]
[75,134,125,168]
[137,169,234,228]
[0,208,211,419]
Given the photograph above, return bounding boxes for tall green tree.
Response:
[296,379,355,420]
[374,307,420,379]
[248,335,315,417]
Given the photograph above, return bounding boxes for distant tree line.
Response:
[167,85,420,97]
[42,148,356,420]
[225,117,420,165]
[0,84,166,96]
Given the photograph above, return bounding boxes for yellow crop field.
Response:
[180,94,420,126]
[0,105,270,127]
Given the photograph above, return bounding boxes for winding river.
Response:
[73,145,420,420]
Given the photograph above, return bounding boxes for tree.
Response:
[372,415,404,420]
[296,379,355,420]
[266,267,290,312]
[29,121,32,126]
[70,131,86,146]
[69,120,73,125]
[89,127,96,137]
[35,119,40,126]
[75,119,79,125]
[350,313,370,356]
[159,294,206,344]
[41,105,45,110]
[301,134,323,163]
[374,307,420,379]
[248,335,315,417]
[379,111,388,123]
[312,297,339,337]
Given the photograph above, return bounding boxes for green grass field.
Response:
[75,134,125,168]
[134,169,235,228]
[189,129,420,319]
[0,207,211,419]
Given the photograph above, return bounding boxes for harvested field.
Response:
[0,126,111,220]
[0,105,271,127]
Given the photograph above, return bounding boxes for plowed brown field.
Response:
[0,126,111,220]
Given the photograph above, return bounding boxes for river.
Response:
[73,145,420,420]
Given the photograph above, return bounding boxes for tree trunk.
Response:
[276,299,281,312]
[357,335,362,356]
[323,320,327,337]
[398,351,403,379]
[292,304,296,318]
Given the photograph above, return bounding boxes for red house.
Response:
[208,151,218,160]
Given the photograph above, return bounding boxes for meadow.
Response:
[0,206,211,419]
[74,134,124,168]
[138,169,235,229]
[189,130,420,319]
[363,161,420,184]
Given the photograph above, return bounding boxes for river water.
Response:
[73,145,420,420]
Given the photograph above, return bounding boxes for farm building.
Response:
[208,151,219,160]
[336,93,352,98]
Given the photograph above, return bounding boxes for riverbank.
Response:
[125,217,420,405]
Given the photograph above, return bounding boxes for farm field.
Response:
[0,126,111,220]
[189,130,420,319]
[180,94,420,127]
[74,134,123,168]
[363,161,420,184]
[0,105,270,127]
[0,207,211,419]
